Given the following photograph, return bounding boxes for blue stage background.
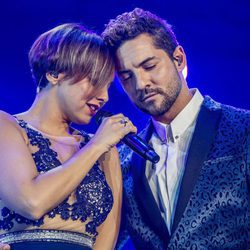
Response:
[0,0,249,133]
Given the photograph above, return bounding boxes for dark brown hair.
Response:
[102,8,179,59]
[29,23,114,92]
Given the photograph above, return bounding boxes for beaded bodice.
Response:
[0,119,114,240]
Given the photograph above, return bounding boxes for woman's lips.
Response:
[87,103,99,116]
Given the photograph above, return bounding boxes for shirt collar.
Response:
[152,89,204,143]
[152,118,169,143]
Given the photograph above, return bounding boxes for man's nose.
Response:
[135,70,150,91]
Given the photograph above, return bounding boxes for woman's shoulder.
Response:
[0,111,26,137]
[0,110,12,118]
[0,110,17,126]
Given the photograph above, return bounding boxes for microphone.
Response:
[95,109,160,163]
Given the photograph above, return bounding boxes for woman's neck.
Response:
[17,93,71,137]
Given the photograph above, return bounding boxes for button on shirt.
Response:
[146,89,204,233]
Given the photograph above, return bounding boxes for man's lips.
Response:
[141,93,158,102]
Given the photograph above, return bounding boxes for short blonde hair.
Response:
[29,23,115,92]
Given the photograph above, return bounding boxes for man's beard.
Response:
[134,78,182,116]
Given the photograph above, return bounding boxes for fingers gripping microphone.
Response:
[95,110,160,164]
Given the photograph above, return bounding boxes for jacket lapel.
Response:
[131,121,170,241]
[172,99,222,233]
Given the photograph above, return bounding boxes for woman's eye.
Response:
[120,74,131,82]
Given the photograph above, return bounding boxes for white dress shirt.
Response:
[146,89,204,233]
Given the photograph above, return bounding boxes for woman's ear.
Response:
[45,72,64,85]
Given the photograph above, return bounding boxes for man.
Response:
[102,8,249,249]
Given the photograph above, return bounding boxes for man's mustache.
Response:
[137,88,164,102]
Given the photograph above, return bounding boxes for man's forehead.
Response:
[115,34,157,68]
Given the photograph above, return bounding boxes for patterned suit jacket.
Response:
[117,96,250,250]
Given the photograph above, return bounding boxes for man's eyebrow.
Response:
[118,57,156,74]
[137,56,155,67]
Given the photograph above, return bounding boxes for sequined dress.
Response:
[0,119,114,249]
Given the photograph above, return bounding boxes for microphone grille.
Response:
[95,109,113,125]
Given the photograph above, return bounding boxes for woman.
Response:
[0,23,136,249]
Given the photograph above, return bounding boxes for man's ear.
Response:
[172,46,186,71]
[45,72,64,85]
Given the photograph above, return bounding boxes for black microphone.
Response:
[95,109,160,164]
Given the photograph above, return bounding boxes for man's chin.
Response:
[137,105,168,117]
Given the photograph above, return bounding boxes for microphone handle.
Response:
[122,133,160,164]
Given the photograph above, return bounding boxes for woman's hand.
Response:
[90,113,137,153]
[0,243,10,250]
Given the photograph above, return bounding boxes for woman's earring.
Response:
[50,72,58,78]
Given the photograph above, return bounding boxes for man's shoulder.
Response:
[204,95,249,113]
[203,96,249,156]
[204,96,250,128]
